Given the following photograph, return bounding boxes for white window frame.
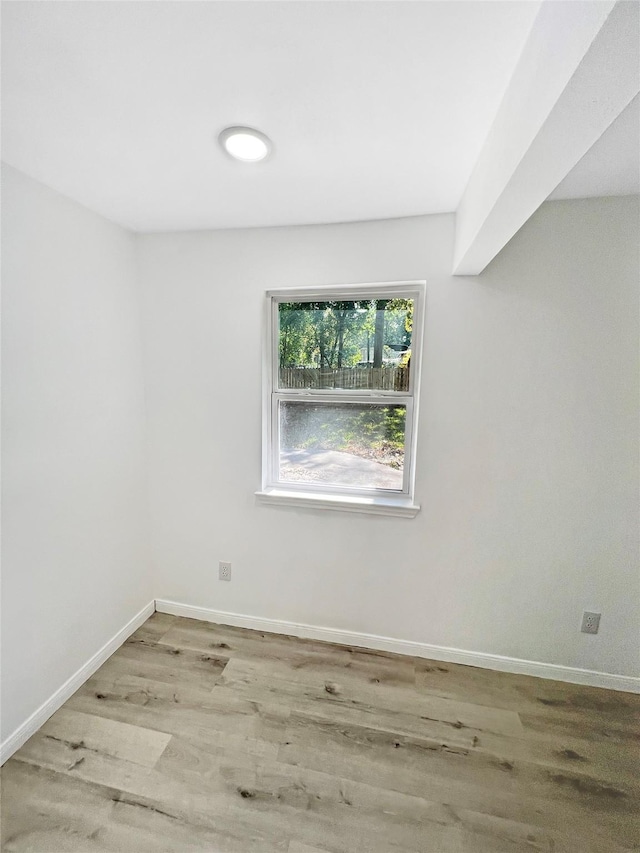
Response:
[256,281,425,517]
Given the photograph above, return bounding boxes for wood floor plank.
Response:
[11,730,423,852]
[91,652,224,692]
[128,612,178,644]
[155,735,456,852]
[156,734,570,853]
[1,759,288,852]
[156,619,379,661]
[8,735,294,850]
[279,711,640,818]
[34,707,171,768]
[218,657,525,737]
[66,672,290,750]
[277,740,638,852]
[115,634,229,682]
[80,671,283,759]
[416,660,640,729]
[2,613,638,853]
[288,843,337,853]
[158,622,417,688]
[209,679,479,753]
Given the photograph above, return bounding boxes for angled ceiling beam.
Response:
[453,0,640,276]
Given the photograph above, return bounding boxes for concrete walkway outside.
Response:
[280,448,403,490]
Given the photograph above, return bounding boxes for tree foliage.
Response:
[278,299,413,369]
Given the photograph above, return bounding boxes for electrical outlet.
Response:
[219,561,231,582]
[581,611,600,634]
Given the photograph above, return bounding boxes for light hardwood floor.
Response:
[1,613,639,852]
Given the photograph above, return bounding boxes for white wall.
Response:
[137,196,639,678]
[1,165,152,741]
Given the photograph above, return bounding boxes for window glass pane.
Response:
[278,299,413,391]
[279,401,406,491]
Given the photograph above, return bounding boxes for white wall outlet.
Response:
[219,561,231,582]
[581,611,600,634]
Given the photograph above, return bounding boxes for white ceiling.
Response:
[549,94,640,201]
[2,2,637,234]
[1,1,542,232]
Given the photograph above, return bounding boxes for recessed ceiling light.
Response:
[219,126,272,162]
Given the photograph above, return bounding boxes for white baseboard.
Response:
[156,599,640,694]
[0,600,156,765]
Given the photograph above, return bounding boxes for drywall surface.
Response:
[137,196,639,678]
[1,165,151,741]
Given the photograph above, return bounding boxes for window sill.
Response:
[255,488,420,518]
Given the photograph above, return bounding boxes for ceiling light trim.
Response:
[218,126,272,163]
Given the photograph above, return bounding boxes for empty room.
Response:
[1,1,639,851]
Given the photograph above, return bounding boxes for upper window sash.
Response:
[268,281,425,398]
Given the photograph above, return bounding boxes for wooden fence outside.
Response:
[279,366,410,391]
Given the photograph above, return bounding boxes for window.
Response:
[257,282,425,516]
